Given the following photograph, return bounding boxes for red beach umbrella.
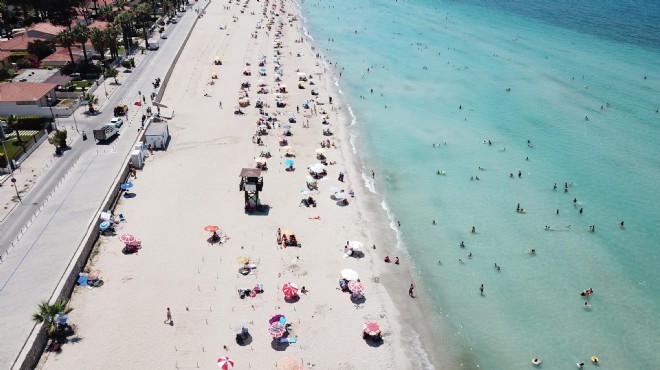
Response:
[204,225,220,232]
[269,322,287,338]
[363,321,381,336]
[282,282,299,298]
[348,280,364,294]
[217,356,235,369]
[119,234,136,243]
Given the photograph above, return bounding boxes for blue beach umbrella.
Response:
[284,159,294,167]
[99,220,111,231]
[120,182,133,190]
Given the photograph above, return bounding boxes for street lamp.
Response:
[102,66,108,97]
[10,177,21,203]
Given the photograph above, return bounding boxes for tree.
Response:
[81,92,98,113]
[48,129,68,149]
[114,10,134,55]
[104,25,120,60]
[89,28,106,60]
[134,3,151,47]
[45,0,81,28]
[32,300,73,336]
[105,67,118,84]
[6,114,21,146]
[27,39,56,60]
[55,29,77,67]
[163,0,174,18]
[72,24,90,63]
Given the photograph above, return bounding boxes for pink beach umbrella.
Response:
[363,321,381,336]
[269,322,287,338]
[119,234,136,243]
[217,356,235,369]
[282,282,299,298]
[348,280,364,294]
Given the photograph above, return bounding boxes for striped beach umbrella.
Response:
[269,322,287,338]
[282,282,299,298]
[217,356,235,369]
[348,280,364,294]
[363,321,381,336]
[119,234,136,243]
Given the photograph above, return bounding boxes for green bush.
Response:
[121,60,132,68]
[0,116,51,130]
[0,153,7,168]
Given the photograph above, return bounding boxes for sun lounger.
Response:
[279,337,297,344]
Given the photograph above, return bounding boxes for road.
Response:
[0,4,207,367]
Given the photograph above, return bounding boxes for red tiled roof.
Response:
[0,82,57,102]
[0,36,41,51]
[27,22,66,36]
[42,47,84,63]
[0,51,11,61]
[88,21,110,31]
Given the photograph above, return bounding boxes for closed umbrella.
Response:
[282,282,299,298]
[363,321,381,336]
[341,269,359,281]
[217,356,235,370]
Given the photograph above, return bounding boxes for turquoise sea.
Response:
[298,0,660,369]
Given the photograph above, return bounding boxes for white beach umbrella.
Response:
[333,192,348,200]
[309,164,325,174]
[315,148,325,154]
[328,186,341,194]
[340,269,359,281]
[348,241,363,250]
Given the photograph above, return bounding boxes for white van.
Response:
[147,40,160,50]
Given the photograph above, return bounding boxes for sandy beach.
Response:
[39,0,426,369]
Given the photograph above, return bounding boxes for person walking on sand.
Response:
[164,308,172,324]
[409,284,415,297]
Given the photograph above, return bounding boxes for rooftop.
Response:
[0,82,57,102]
[13,68,61,83]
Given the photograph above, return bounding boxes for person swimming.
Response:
[468,252,473,258]
[620,221,625,228]
[460,241,465,248]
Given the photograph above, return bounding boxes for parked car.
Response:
[171,18,178,24]
[110,117,123,128]
[160,33,168,39]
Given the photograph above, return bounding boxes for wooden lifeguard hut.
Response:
[239,168,263,213]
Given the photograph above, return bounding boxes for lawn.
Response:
[0,135,35,162]
[70,80,95,89]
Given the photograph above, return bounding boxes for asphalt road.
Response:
[0,4,206,367]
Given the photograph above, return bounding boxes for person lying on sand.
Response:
[309,216,321,220]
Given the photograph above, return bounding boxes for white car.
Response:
[110,117,123,127]
[160,33,168,39]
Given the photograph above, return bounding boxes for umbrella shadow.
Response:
[335,200,349,207]
[284,295,300,304]
[207,236,221,245]
[235,333,253,346]
[271,337,290,351]
[123,192,137,199]
[350,295,366,305]
[363,335,384,347]
[246,204,271,216]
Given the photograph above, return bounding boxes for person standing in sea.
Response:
[409,284,415,298]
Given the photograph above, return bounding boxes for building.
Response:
[0,35,42,52]
[0,82,58,117]
[42,47,85,67]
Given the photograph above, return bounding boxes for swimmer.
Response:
[479,284,484,295]
[395,257,400,265]
[530,249,536,255]
[470,176,474,181]
[468,252,472,258]
[475,176,480,180]
[545,226,551,230]
[459,259,464,264]
[553,183,557,190]
[578,362,585,369]
[579,208,583,214]
[620,221,624,228]
[432,220,436,225]
[510,173,514,178]
[573,197,577,206]
[460,241,465,248]
[518,170,522,178]
[471,226,476,233]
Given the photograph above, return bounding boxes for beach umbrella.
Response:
[217,356,235,370]
[348,280,364,294]
[341,269,359,281]
[258,124,268,129]
[297,72,306,76]
[204,225,219,232]
[255,158,267,164]
[277,357,303,370]
[306,177,317,184]
[282,282,299,298]
[88,269,100,280]
[119,234,136,243]
[328,186,341,194]
[282,229,294,236]
[268,322,287,338]
[125,239,141,247]
[55,314,69,325]
[349,241,364,250]
[283,145,294,151]
[283,124,292,129]
[363,321,381,336]
[261,148,271,154]
[333,192,348,200]
[299,189,311,195]
[309,164,325,174]
[99,220,111,231]
[315,148,325,154]
[120,182,133,190]
[284,159,294,167]
[269,314,286,325]
[237,256,249,264]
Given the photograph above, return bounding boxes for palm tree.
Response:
[135,3,151,47]
[55,29,77,66]
[6,114,22,146]
[90,28,106,60]
[114,10,134,54]
[104,25,120,60]
[72,24,91,63]
[32,300,73,336]
[81,92,98,113]
[105,67,119,84]
[163,0,174,18]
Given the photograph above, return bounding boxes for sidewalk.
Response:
[0,129,80,222]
